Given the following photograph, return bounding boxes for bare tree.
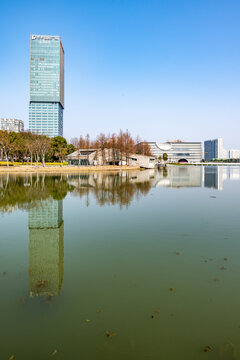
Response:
[135,138,152,156]
[40,137,51,167]
[97,133,107,165]
[0,131,10,168]
[56,147,67,167]
[117,130,124,166]
[78,135,86,149]
[109,133,117,165]
[85,134,90,165]
[70,137,79,148]
[34,136,42,167]
[122,130,135,165]
[27,138,35,166]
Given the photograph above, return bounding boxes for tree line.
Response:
[70,130,152,162]
[0,131,75,167]
[0,129,152,167]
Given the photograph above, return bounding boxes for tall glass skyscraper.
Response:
[204,138,227,161]
[29,35,64,137]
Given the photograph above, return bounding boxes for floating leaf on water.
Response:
[170,313,175,317]
[96,309,102,313]
[203,345,212,352]
[169,288,174,291]
[85,319,91,323]
[154,310,160,314]
[220,266,227,270]
[52,349,57,355]
[106,331,117,337]
[213,278,220,282]
[9,356,14,360]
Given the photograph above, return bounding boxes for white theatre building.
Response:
[142,140,202,163]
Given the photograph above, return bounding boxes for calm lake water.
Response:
[0,166,240,359]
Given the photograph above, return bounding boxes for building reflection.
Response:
[68,172,153,208]
[155,166,202,188]
[28,199,64,297]
[203,166,228,190]
[229,167,240,180]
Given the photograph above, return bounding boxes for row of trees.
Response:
[70,130,152,164]
[0,131,75,167]
[0,129,152,168]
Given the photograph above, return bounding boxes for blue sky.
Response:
[1,0,240,149]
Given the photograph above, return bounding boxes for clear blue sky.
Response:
[1,0,240,149]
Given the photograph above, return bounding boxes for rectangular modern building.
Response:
[204,138,227,161]
[29,35,64,137]
[143,140,202,163]
[229,149,240,159]
[0,118,24,132]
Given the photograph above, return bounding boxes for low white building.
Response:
[0,118,24,132]
[128,154,156,168]
[141,140,202,163]
[67,148,156,169]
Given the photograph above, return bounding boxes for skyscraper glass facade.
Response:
[204,138,227,161]
[29,35,64,137]
[29,103,63,138]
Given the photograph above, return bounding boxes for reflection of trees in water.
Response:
[0,172,153,211]
[0,174,71,212]
[70,173,152,208]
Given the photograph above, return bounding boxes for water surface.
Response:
[0,166,240,359]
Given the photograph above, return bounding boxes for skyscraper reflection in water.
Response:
[28,199,64,297]
[204,166,228,190]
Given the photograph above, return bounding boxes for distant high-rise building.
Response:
[29,35,64,137]
[229,149,240,159]
[0,118,24,132]
[204,138,227,161]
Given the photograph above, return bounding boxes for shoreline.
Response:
[0,165,142,173]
